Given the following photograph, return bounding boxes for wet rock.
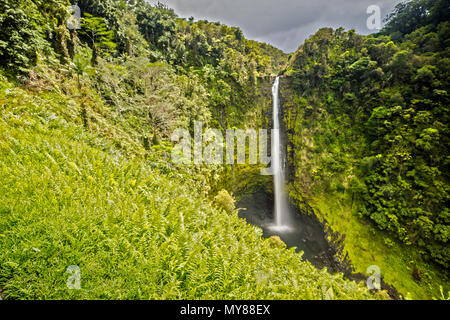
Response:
[412,267,422,282]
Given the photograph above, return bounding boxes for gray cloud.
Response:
[148,0,402,52]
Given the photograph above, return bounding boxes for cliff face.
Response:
[256,76,276,130]
[278,76,299,183]
[276,18,450,297]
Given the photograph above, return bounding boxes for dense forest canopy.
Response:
[381,0,449,42]
[284,0,449,269]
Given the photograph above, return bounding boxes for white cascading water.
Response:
[271,77,291,231]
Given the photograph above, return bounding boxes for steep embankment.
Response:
[0,0,388,300]
[280,1,449,299]
[0,70,388,300]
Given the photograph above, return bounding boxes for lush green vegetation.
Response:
[0,74,389,299]
[0,0,392,300]
[0,0,448,300]
[282,0,449,299]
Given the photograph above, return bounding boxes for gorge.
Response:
[0,0,448,301]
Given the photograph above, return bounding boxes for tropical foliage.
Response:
[283,0,449,269]
[0,0,448,300]
[0,0,389,300]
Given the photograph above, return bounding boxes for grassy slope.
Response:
[0,75,386,300]
[310,195,448,300]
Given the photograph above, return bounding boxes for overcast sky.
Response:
[147,0,403,52]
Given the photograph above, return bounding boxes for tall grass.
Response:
[0,78,386,300]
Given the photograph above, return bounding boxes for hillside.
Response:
[0,0,392,300]
[281,0,449,299]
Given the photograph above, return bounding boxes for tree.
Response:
[382,0,433,39]
[71,52,94,129]
[79,13,117,65]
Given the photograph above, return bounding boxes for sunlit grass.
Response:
[0,79,386,300]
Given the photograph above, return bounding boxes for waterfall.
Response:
[271,77,291,231]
